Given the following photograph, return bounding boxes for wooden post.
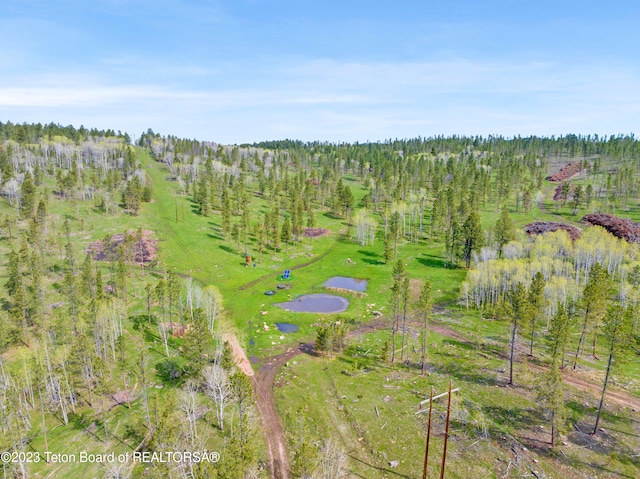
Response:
[174,195,178,222]
[440,380,452,479]
[422,387,434,479]
[181,195,185,222]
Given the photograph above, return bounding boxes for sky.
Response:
[0,0,639,143]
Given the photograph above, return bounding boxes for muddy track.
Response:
[238,229,350,291]
[253,318,388,479]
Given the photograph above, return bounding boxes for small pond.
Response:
[275,323,299,333]
[275,294,349,313]
[323,276,368,292]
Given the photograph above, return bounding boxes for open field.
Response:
[1,133,639,479]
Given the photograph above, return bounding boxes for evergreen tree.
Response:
[494,208,515,257]
[19,171,36,218]
[527,272,546,357]
[340,184,354,218]
[592,304,633,434]
[230,371,254,465]
[383,231,394,263]
[537,359,565,447]
[292,441,318,479]
[95,269,105,302]
[80,254,95,300]
[445,216,463,267]
[548,303,570,368]
[507,282,528,385]
[183,308,209,376]
[281,216,292,252]
[5,249,21,297]
[115,245,127,299]
[195,175,209,216]
[389,260,407,364]
[221,187,231,239]
[417,279,432,375]
[462,211,484,268]
[573,263,610,368]
[571,184,583,215]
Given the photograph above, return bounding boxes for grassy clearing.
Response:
[276,322,640,478]
[2,146,639,478]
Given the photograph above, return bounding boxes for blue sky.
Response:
[1,0,639,143]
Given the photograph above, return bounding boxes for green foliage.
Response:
[19,171,36,217]
[291,441,319,478]
[537,360,566,446]
[462,211,484,268]
[506,282,529,385]
[182,308,210,377]
[548,303,570,365]
[494,208,515,257]
[315,319,347,356]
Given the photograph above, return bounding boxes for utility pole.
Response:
[440,380,453,479]
[422,387,434,479]
[416,381,460,479]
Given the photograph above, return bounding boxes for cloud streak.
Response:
[1,56,639,142]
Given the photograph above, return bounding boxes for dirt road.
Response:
[254,343,314,479]
[250,318,388,479]
[241,317,639,479]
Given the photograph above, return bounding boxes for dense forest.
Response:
[0,121,638,478]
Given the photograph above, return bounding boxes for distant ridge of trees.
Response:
[0,121,129,144]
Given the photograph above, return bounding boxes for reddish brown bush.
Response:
[582,214,640,243]
[546,162,582,182]
[304,228,331,238]
[86,230,158,264]
[524,222,582,241]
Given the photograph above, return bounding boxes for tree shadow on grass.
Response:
[417,254,446,268]
[560,456,637,479]
[358,249,384,265]
[565,428,640,475]
[440,337,506,363]
[219,244,239,255]
[566,401,633,428]
[483,405,541,431]
[348,454,413,479]
[435,357,500,387]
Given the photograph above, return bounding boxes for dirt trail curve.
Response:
[238,229,350,291]
[250,318,388,479]
[236,307,640,479]
[254,343,314,479]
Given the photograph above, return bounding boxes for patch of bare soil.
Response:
[222,333,254,377]
[86,230,158,264]
[169,323,189,338]
[546,162,582,182]
[252,317,388,479]
[583,213,640,243]
[106,389,140,411]
[255,343,314,479]
[524,222,582,241]
[303,227,331,238]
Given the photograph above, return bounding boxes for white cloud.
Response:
[1,57,639,142]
